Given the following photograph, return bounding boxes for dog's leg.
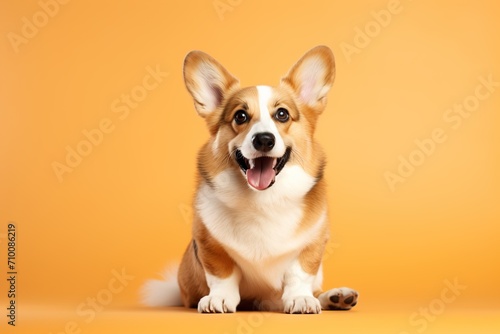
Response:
[179,239,241,313]
[318,287,359,310]
[189,221,241,313]
[177,240,209,308]
[282,241,326,314]
[197,268,241,313]
[282,260,322,314]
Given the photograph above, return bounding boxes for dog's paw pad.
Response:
[320,287,359,310]
[283,296,321,314]
[197,295,237,313]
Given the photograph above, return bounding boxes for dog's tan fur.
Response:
[143,46,359,313]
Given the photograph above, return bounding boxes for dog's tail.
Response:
[141,265,182,307]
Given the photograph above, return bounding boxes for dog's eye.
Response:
[275,108,289,123]
[234,110,249,125]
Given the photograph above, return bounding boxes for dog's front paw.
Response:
[197,295,238,313]
[283,296,321,314]
[319,287,359,310]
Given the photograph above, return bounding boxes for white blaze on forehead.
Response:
[239,86,286,159]
[256,85,273,127]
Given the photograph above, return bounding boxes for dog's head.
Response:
[183,46,335,191]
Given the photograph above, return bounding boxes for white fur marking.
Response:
[283,260,316,298]
[198,270,241,313]
[256,85,273,127]
[141,266,182,307]
[239,86,286,159]
[282,260,321,313]
[196,167,324,301]
[212,130,220,154]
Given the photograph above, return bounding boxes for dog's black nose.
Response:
[252,132,275,152]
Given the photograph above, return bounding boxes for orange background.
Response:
[1,0,499,333]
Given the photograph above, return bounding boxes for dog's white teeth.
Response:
[272,159,277,168]
[249,159,255,169]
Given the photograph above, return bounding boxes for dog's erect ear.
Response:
[281,46,335,111]
[183,51,239,118]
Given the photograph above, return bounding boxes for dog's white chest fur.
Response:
[196,164,324,292]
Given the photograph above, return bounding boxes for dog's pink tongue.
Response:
[247,157,276,190]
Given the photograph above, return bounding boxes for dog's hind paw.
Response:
[318,287,359,310]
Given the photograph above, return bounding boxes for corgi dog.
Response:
[142,45,358,313]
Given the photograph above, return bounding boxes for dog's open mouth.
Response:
[235,148,291,191]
